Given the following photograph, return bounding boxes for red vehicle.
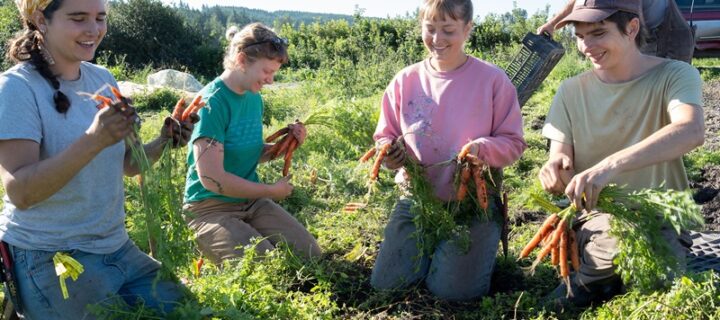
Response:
[676,0,720,52]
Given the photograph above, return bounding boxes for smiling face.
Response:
[239,57,282,93]
[574,17,640,71]
[421,16,471,67]
[38,0,107,68]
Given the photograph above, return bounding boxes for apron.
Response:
[642,0,695,63]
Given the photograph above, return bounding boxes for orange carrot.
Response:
[530,223,565,272]
[472,166,488,210]
[110,86,124,101]
[560,231,569,277]
[518,213,559,259]
[182,101,205,122]
[550,218,567,248]
[457,142,473,161]
[540,226,555,247]
[282,139,299,176]
[530,240,555,273]
[265,127,290,143]
[272,135,294,159]
[92,94,113,109]
[359,147,377,163]
[370,143,392,180]
[569,229,581,272]
[181,95,204,121]
[456,165,472,201]
[551,245,560,266]
[171,97,186,120]
[194,257,204,278]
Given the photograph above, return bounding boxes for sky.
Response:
[159,0,569,19]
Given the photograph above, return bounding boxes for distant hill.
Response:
[169,2,355,28]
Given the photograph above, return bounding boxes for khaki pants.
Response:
[572,211,687,287]
[184,198,321,263]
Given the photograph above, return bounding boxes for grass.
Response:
[0,55,719,319]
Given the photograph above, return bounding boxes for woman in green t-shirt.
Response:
[183,23,321,264]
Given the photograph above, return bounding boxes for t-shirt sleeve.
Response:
[191,95,228,145]
[0,74,42,143]
[542,81,573,145]
[666,62,703,112]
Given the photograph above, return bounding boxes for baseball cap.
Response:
[555,0,642,29]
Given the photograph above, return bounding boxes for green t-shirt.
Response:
[542,60,703,192]
[184,77,264,203]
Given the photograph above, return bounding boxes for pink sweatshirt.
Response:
[373,56,526,201]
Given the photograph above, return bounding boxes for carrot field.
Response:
[1,1,720,318]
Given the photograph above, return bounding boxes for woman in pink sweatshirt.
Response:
[369,0,526,300]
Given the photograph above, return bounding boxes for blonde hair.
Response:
[223,23,289,70]
[418,0,473,24]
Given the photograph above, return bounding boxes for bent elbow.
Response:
[198,174,223,195]
[691,123,705,149]
[6,192,30,210]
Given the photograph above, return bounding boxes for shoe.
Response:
[542,275,623,311]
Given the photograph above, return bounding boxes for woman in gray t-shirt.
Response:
[0,0,195,318]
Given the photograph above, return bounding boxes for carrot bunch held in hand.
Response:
[171,95,206,122]
[518,196,579,297]
[360,137,403,181]
[265,120,303,176]
[455,142,491,212]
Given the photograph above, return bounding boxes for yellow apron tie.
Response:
[53,252,84,299]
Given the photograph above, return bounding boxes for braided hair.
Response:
[7,0,70,114]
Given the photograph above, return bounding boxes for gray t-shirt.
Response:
[643,0,668,30]
[0,62,128,254]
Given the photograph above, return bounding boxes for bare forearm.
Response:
[123,136,169,176]
[5,135,102,209]
[547,0,575,26]
[199,171,274,199]
[600,122,704,174]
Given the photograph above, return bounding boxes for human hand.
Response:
[383,140,406,170]
[270,175,294,201]
[288,121,306,146]
[536,22,555,36]
[539,154,574,195]
[86,102,137,149]
[564,160,617,211]
[162,113,199,148]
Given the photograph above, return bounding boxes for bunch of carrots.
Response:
[359,137,405,181]
[265,120,302,177]
[171,95,206,123]
[359,143,391,181]
[455,142,490,211]
[519,195,580,297]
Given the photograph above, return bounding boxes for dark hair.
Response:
[418,0,473,25]
[7,1,71,114]
[603,11,646,48]
[224,23,289,70]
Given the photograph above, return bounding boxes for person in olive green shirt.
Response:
[183,23,321,264]
[539,0,704,307]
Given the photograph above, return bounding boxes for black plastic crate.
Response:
[687,231,720,273]
[505,33,565,107]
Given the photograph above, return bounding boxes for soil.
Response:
[693,80,720,230]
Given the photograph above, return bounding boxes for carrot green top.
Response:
[184,77,264,204]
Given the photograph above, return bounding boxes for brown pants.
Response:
[572,212,687,287]
[184,198,321,264]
